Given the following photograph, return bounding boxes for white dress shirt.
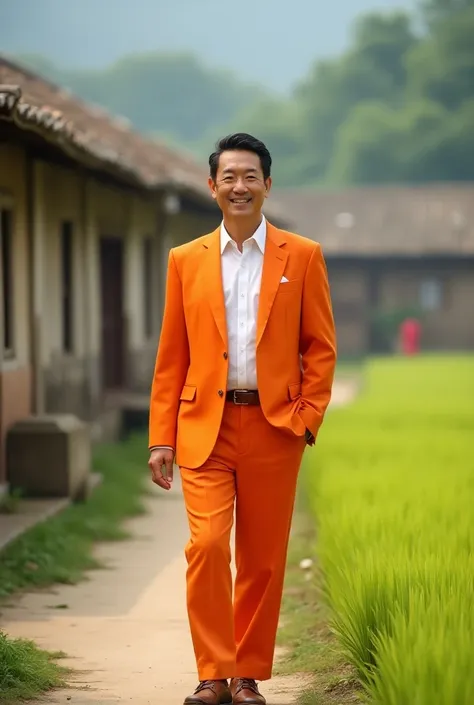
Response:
[220,217,266,390]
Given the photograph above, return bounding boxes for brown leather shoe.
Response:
[230,678,266,704]
[184,680,232,704]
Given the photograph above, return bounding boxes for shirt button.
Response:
[223,352,228,360]
[218,389,224,397]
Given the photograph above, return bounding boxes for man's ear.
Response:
[208,176,217,199]
[264,176,272,197]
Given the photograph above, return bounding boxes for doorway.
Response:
[100,237,125,390]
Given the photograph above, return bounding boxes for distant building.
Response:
[277,186,474,357]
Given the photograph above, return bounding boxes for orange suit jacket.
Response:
[149,221,337,469]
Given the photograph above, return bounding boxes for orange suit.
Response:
[149,222,336,680]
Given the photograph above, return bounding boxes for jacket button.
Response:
[218,389,224,397]
[223,352,228,360]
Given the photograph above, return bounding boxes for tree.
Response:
[350,11,417,91]
[409,100,474,180]
[289,11,417,183]
[328,102,403,184]
[418,0,474,28]
[406,7,474,110]
[329,97,474,184]
[302,6,474,185]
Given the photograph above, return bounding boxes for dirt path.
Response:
[2,485,306,705]
[1,381,354,705]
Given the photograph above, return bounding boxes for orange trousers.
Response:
[179,401,306,681]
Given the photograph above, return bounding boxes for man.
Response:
[148,133,336,705]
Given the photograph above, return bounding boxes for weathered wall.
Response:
[0,143,32,487]
[326,263,369,357]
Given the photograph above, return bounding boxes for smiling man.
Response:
[148,133,337,705]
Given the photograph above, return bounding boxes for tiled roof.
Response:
[0,57,206,197]
[0,55,288,224]
[276,185,474,256]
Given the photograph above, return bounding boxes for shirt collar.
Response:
[220,217,266,255]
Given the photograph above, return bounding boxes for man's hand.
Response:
[148,448,175,491]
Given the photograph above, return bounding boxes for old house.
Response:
[0,56,288,497]
[277,186,474,357]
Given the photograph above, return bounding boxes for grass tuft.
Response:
[0,630,69,702]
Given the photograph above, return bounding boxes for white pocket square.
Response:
[280,276,289,283]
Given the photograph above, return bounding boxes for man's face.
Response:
[208,150,271,219]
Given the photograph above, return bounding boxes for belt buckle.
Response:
[233,389,249,405]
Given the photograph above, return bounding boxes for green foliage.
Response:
[0,488,23,515]
[255,10,420,185]
[0,630,67,702]
[330,99,448,183]
[0,433,148,599]
[407,7,474,110]
[418,0,474,29]
[370,305,423,351]
[304,355,474,703]
[230,5,474,185]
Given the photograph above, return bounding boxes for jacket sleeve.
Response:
[148,249,190,449]
[298,243,337,439]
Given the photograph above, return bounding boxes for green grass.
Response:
[303,354,474,705]
[0,432,149,702]
[0,489,23,515]
[0,631,68,703]
[276,493,361,704]
[334,358,366,379]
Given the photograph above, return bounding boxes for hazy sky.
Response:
[0,0,413,91]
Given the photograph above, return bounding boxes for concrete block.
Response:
[6,414,91,500]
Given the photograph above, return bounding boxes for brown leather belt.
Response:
[226,389,260,405]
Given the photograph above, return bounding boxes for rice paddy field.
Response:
[305,355,474,704]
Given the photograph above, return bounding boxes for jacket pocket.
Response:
[277,280,300,294]
[180,385,197,401]
[288,382,302,400]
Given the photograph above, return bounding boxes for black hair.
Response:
[209,133,272,181]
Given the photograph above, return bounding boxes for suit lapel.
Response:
[202,229,228,347]
[257,223,288,346]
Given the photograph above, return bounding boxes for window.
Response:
[61,221,74,352]
[419,278,443,312]
[143,237,153,338]
[1,208,13,356]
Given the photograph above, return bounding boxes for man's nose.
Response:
[232,180,247,193]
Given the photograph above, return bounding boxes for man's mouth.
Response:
[230,197,251,204]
